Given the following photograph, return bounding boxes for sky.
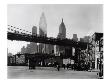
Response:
[7,4,103,55]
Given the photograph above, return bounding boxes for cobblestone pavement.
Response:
[8,66,99,79]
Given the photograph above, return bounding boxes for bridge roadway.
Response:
[7,32,89,49]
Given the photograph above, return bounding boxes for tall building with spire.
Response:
[39,12,48,53]
[56,18,67,56]
[58,18,66,39]
[55,18,72,57]
[39,12,47,36]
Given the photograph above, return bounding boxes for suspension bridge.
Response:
[7,25,90,49]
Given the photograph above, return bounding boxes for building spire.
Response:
[62,18,63,23]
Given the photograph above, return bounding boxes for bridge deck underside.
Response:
[7,32,88,49]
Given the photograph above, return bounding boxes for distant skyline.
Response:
[7,4,103,55]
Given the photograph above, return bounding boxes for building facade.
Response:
[88,32,103,69]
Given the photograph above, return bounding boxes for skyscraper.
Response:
[31,26,38,54]
[73,34,78,42]
[72,34,78,56]
[39,12,47,36]
[25,26,38,54]
[32,26,37,35]
[39,12,47,53]
[80,38,84,42]
[83,36,90,42]
[58,18,66,39]
[56,18,66,56]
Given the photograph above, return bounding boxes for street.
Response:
[8,66,98,79]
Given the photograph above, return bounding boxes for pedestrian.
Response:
[63,64,65,69]
[71,64,74,70]
[28,59,31,69]
[57,64,60,71]
[29,58,32,69]
[67,64,69,69]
